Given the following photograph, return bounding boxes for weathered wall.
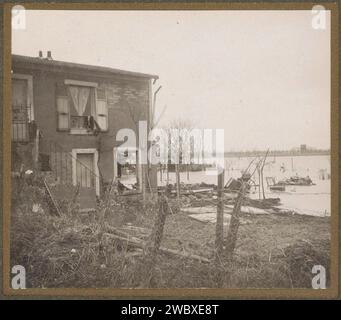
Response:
[12,63,156,188]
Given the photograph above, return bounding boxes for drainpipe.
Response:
[152,84,162,129]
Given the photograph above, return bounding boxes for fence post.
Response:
[225,181,246,285]
[142,193,168,287]
[33,129,39,171]
[215,168,225,287]
[175,163,181,203]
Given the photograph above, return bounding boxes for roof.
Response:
[12,54,159,80]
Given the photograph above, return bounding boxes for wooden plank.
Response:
[43,178,62,216]
[170,188,213,195]
[102,232,210,264]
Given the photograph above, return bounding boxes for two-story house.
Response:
[12,52,158,207]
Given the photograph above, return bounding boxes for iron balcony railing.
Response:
[70,115,100,132]
[12,104,32,142]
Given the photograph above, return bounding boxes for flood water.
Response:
[157,155,331,217]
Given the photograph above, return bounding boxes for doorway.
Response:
[72,148,100,197]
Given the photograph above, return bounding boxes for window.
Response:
[56,84,69,130]
[68,85,93,133]
[57,96,69,130]
[96,87,108,131]
[56,80,108,133]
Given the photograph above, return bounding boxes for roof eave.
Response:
[12,54,159,80]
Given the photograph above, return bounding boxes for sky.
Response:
[12,10,331,151]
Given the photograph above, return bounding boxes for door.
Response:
[12,78,28,141]
[76,153,95,188]
[76,153,96,210]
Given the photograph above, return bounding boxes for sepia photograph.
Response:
[3,2,339,298]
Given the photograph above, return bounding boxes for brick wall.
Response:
[12,63,156,189]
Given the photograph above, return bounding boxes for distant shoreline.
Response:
[224,151,330,158]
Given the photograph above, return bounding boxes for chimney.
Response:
[38,50,43,58]
[46,51,53,60]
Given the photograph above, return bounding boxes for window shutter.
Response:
[96,100,108,131]
[57,96,68,113]
[96,88,108,131]
[56,84,69,130]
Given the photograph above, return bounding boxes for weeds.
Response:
[10,177,330,289]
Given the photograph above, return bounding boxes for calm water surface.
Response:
[157,155,331,217]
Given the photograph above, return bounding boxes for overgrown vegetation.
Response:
[11,175,330,289]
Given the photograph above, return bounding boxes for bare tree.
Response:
[164,118,194,203]
[117,96,151,200]
[256,150,270,200]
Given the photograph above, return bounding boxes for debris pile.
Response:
[10,165,330,289]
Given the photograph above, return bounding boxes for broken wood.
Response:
[225,181,247,286]
[104,226,146,244]
[33,129,40,170]
[102,232,210,264]
[175,164,181,203]
[141,193,169,286]
[119,225,151,234]
[215,169,225,287]
[159,246,210,263]
[260,150,269,199]
[170,188,213,195]
[43,178,62,216]
[215,170,224,261]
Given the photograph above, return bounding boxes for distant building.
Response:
[300,144,307,153]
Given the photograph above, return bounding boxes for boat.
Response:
[277,176,315,186]
[269,184,285,192]
[265,177,286,192]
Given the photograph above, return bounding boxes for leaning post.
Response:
[142,192,168,287]
[215,167,225,287]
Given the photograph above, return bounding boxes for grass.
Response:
[10,181,330,289]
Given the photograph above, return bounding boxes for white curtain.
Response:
[69,86,90,116]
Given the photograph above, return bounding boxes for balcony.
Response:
[12,105,33,142]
